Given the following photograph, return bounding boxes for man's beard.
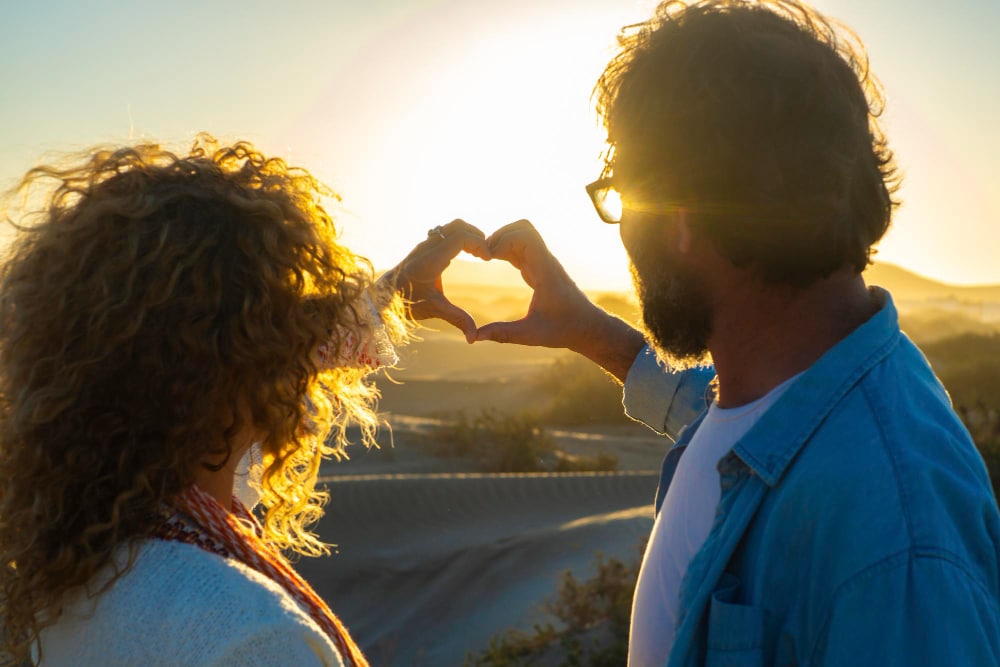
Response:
[628,234,713,369]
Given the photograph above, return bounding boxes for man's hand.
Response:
[475,219,646,383]
[385,219,491,343]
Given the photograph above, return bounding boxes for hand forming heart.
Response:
[388,217,614,345]
[387,218,645,380]
[384,219,492,343]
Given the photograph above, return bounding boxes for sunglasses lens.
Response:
[598,186,623,223]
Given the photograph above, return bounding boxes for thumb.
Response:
[475,319,537,346]
[432,300,478,344]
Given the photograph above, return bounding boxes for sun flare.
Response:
[297,4,649,293]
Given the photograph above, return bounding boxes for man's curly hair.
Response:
[596,0,901,285]
[0,135,407,662]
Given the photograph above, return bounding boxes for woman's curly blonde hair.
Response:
[0,135,407,662]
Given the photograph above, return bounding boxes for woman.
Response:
[0,137,489,666]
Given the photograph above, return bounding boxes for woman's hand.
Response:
[384,219,491,343]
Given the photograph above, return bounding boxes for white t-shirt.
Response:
[628,374,799,666]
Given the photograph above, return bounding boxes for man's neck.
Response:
[708,270,878,408]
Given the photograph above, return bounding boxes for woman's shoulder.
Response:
[121,539,302,615]
[40,540,342,666]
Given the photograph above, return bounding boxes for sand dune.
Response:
[296,472,659,665]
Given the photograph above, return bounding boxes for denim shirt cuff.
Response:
[623,345,681,435]
[623,344,713,442]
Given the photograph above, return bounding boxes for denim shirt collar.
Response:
[730,286,900,486]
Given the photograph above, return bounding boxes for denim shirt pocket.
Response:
[705,573,769,667]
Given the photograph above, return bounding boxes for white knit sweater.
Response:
[38,540,345,666]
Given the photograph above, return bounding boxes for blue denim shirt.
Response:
[622,289,1000,666]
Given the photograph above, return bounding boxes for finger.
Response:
[485,219,537,250]
[487,221,548,265]
[487,234,527,266]
[430,299,478,344]
[475,318,539,346]
[443,218,488,241]
[450,230,492,261]
[413,228,491,265]
[438,219,490,259]
[484,241,536,289]
[487,228,546,288]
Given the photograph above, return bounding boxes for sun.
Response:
[303,4,649,294]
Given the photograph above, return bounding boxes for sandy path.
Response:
[296,471,659,665]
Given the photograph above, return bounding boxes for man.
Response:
[473,1,1000,664]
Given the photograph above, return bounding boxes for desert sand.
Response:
[300,468,658,664]
[293,366,669,664]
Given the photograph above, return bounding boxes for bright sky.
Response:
[1,0,997,292]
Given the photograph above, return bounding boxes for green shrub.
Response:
[465,550,642,666]
[532,357,632,427]
[426,410,618,473]
[919,332,1000,498]
[428,411,556,473]
[923,333,1000,408]
[975,434,1000,501]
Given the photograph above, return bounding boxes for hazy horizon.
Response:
[2,0,997,292]
[437,257,1000,294]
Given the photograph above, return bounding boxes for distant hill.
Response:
[393,259,1000,378]
[439,258,1000,306]
[898,309,1000,343]
[863,264,1000,303]
[443,258,531,290]
[418,259,1000,345]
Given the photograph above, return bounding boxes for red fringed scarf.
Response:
[154,484,368,667]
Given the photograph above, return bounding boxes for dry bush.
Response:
[533,358,632,427]
[425,410,617,473]
[465,549,642,666]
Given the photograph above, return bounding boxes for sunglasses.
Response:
[585,177,688,224]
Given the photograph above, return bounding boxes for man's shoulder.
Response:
[772,336,999,582]
[821,333,987,493]
[763,333,971,486]
[735,339,1000,632]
